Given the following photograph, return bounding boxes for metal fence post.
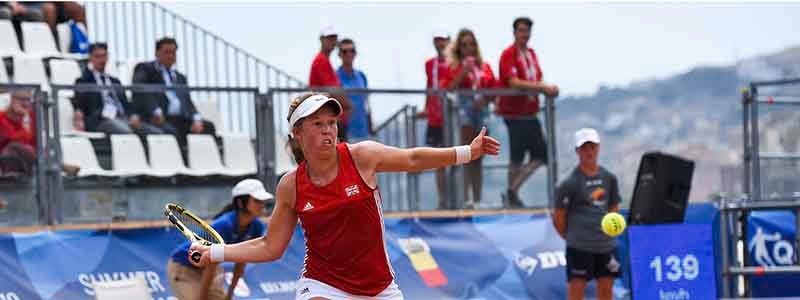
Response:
[48,88,65,225]
[257,91,277,193]
[34,88,48,225]
[410,106,420,211]
[742,87,751,198]
[750,85,761,202]
[545,96,557,208]
[439,89,455,209]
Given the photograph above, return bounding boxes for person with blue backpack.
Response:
[335,38,372,142]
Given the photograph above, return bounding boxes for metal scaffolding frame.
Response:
[720,78,800,298]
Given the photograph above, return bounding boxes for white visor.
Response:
[288,94,343,129]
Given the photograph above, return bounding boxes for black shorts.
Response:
[566,247,621,280]
[504,118,548,164]
[426,126,444,147]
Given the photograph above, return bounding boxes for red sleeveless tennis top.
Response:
[294,143,394,296]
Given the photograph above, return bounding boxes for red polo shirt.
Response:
[309,51,341,88]
[496,44,543,118]
[424,56,449,128]
[0,110,35,151]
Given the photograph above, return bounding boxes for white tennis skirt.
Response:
[295,277,404,300]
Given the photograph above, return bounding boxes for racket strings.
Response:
[177,212,220,244]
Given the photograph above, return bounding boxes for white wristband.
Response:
[454,145,471,165]
[209,244,225,263]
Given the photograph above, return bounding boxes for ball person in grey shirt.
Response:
[552,128,621,300]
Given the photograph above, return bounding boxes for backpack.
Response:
[69,21,89,54]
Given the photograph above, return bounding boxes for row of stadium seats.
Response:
[61,134,257,178]
[0,20,82,57]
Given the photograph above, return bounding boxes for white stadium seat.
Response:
[56,96,105,139]
[274,133,295,175]
[56,23,71,54]
[146,134,206,177]
[222,134,257,175]
[0,20,21,56]
[60,136,117,177]
[187,134,246,176]
[12,55,48,87]
[194,97,220,133]
[21,22,60,55]
[111,134,170,177]
[93,274,153,300]
[49,59,83,97]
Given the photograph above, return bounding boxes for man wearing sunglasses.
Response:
[335,38,372,143]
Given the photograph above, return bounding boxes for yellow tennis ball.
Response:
[601,212,626,237]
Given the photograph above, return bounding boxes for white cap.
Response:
[574,128,600,148]
[288,94,343,129]
[232,179,273,201]
[319,25,337,37]
[433,29,450,39]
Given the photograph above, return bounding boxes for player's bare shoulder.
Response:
[347,140,385,169]
[276,170,298,209]
[348,140,384,159]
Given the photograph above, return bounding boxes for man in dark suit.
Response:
[132,37,215,143]
[72,43,163,135]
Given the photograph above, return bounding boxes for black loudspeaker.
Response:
[628,152,695,225]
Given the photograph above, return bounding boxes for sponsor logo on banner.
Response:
[398,237,448,288]
[514,251,566,276]
[0,292,20,300]
[78,270,168,296]
[749,226,796,266]
[259,280,297,295]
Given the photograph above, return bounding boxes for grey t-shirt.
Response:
[555,166,621,253]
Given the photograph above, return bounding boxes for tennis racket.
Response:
[164,203,225,263]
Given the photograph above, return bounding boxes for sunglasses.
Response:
[340,49,357,54]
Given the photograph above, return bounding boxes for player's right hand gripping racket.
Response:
[164,203,225,263]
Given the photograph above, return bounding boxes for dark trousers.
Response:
[166,116,216,144]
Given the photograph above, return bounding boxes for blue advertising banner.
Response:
[0,203,776,299]
[746,210,799,298]
[629,224,717,300]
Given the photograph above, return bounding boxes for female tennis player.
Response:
[168,178,272,300]
[190,93,500,300]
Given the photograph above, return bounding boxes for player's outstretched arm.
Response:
[360,126,500,173]
[190,174,298,266]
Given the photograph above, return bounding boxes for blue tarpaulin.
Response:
[0,203,793,299]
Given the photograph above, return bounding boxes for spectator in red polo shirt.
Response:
[441,28,497,209]
[309,25,352,141]
[0,89,79,176]
[422,30,450,209]
[497,17,560,208]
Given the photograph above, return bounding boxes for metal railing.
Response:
[720,78,800,298]
[372,104,420,211]
[83,1,305,136]
[0,84,47,226]
[44,84,266,225]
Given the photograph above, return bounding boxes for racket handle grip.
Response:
[191,251,202,263]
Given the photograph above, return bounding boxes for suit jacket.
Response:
[72,69,133,131]
[131,61,198,122]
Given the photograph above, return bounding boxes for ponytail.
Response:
[287,135,305,164]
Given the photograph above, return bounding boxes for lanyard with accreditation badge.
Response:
[518,48,540,116]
